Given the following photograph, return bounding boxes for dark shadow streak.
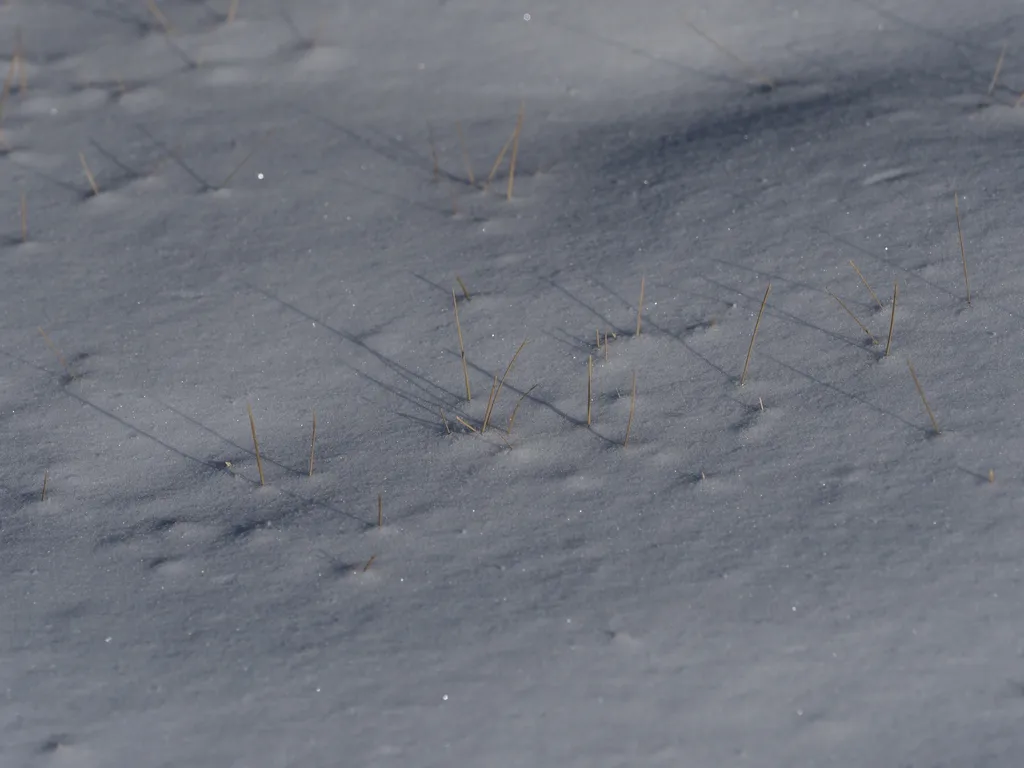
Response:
[548,279,620,332]
[89,138,143,179]
[811,225,956,300]
[241,282,462,410]
[461,355,619,447]
[763,354,923,433]
[700,275,869,355]
[344,362,452,420]
[814,227,1023,322]
[158,399,307,478]
[955,466,992,485]
[591,278,733,380]
[547,20,748,89]
[135,123,212,191]
[60,387,370,527]
[410,271,453,299]
[708,256,825,295]
[300,107,470,189]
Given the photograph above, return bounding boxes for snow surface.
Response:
[3,1,1024,766]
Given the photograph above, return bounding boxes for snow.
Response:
[3,1,1024,766]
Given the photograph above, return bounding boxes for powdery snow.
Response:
[2,1,1024,766]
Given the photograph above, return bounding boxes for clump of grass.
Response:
[247,403,265,486]
[482,339,528,432]
[739,282,770,386]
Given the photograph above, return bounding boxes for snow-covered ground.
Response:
[3,1,1024,765]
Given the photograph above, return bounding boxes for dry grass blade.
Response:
[247,403,265,486]
[635,275,645,337]
[41,469,48,502]
[507,384,538,434]
[456,121,475,186]
[37,327,70,376]
[20,191,27,242]
[455,275,471,301]
[454,415,478,433]
[227,0,240,23]
[145,0,175,34]
[485,130,515,190]
[308,409,317,477]
[482,339,529,432]
[907,359,940,435]
[954,192,970,305]
[826,288,877,344]
[849,260,883,310]
[362,554,376,572]
[482,374,499,431]
[885,281,898,356]
[440,406,451,434]
[988,43,1007,95]
[0,56,15,125]
[506,101,524,201]
[623,372,637,447]
[452,289,471,401]
[739,282,771,386]
[377,493,383,528]
[79,152,100,196]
